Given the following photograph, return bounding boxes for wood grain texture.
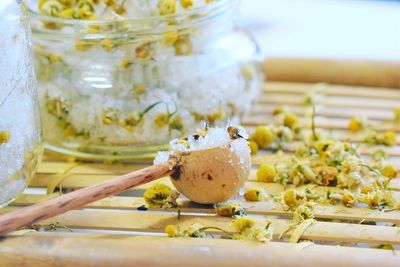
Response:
[0,234,398,267]
[12,193,400,224]
[264,58,400,88]
[1,208,399,245]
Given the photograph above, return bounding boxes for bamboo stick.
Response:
[12,193,400,224]
[264,58,400,88]
[1,234,398,267]
[264,82,400,98]
[1,208,398,245]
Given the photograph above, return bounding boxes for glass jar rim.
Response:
[29,0,238,35]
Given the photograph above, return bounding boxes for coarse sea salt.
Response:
[154,125,250,166]
[29,0,262,157]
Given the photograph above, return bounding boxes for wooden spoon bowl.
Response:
[171,140,251,204]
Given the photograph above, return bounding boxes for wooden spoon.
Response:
[0,140,250,234]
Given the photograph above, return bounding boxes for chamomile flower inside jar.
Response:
[0,0,43,206]
[28,0,262,159]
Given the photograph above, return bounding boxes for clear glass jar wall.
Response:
[0,0,42,206]
[29,0,262,159]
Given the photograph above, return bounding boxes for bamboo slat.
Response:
[264,58,400,88]
[1,208,399,245]
[12,194,400,224]
[0,234,398,267]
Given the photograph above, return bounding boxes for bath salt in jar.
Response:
[28,0,262,159]
[0,0,43,206]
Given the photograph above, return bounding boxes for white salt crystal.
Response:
[154,125,250,165]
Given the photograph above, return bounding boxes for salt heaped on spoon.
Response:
[156,125,251,204]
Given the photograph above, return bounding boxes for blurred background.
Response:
[239,0,400,61]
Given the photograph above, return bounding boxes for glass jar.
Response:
[28,0,262,160]
[0,0,43,206]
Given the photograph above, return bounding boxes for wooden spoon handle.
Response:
[0,159,176,235]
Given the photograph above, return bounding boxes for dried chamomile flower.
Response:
[292,205,314,224]
[366,130,397,147]
[120,112,141,132]
[294,143,312,158]
[358,190,384,209]
[214,202,247,217]
[275,126,294,142]
[251,125,274,149]
[158,0,177,16]
[232,219,273,243]
[379,131,397,147]
[143,182,179,209]
[187,223,209,238]
[251,224,274,243]
[382,191,396,209]
[154,113,170,128]
[341,191,356,207]
[180,0,194,9]
[133,85,146,94]
[75,39,97,51]
[272,106,286,116]
[102,108,119,125]
[136,43,153,59]
[174,36,192,56]
[283,112,299,129]
[381,165,398,179]
[232,217,256,234]
[111,4,127,15]
[282,189,300,210]
[165,223,219,239]
[77,1,95,19]
[46,97,71,118]
[316,166,338,186]
[101,38,115,51]
[257,163,276,183]
[338,172,364,190]
[341,155,362,174]
[348,117,367,132]
[360,185,374,195]
[248,140,259,155]
[244,188,267,202]
[314,140,335,155]
[0,131,10,145]
[165,224,179,237]
[288,165,307,186]
[49,54,62,62]
[119,59,131,69]
[104,0,117,6]
[40,0,64,16]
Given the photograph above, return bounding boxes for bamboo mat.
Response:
[1,78,400,266]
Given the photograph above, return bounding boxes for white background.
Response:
[239,0,400,61]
